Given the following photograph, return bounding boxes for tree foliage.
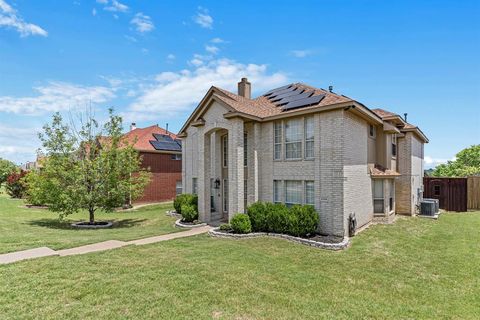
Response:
[5,170,27,198]
[431,145,480,177]
[0,158,18,188]
[30,109,151,223]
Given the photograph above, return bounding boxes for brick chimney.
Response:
[237,77,251,99]
[130,122,137,131]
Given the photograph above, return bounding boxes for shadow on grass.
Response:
[25,218,148,230]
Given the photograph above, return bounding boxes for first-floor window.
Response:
[389,180,395,212]
[223,179,228,213]
[222,135,228,167]
[305,181,315,205]
[192,178,198,195]
[273,180,282,203]
[285,180,303,206]
[373,179,384,213]
[176,181,182,195]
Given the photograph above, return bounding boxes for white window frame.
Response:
[284,180,303,206]
[373,179,384,214]
[284,118,303,160]
[273,180,282,203]
[175,180,182,195]
[274,121,282,160]
[222,135,228,168]
[304,116,314,159]
[305,181,315,205]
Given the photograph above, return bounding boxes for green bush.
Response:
[181,204,198,223]
[245,202,319,237]
[289,205,319,237]
[219,223,232,231]
[174,194,198,214]
[246,201,269,231]
[230,214,252,234]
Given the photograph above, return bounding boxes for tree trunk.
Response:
[89,208,95,224]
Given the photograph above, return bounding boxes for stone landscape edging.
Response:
[208,228,350,250]
[175,219,208,228]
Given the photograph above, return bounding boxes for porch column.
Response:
[253,122,261,202]
[228,118,244,220]
[198,131,211,222]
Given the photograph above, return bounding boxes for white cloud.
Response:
[205,45,219,55]
[92,8,97,16]
[128,58,287,118]
[193,7,213,29]
[0,123,42,163]
[0,0,47,37]
[124,35,137,42]
[167,54,176,60]
[210,37,225,44]
[104,0,128,12]
[290,50,312,58]
[130,12,154,33]
[424,156,452,169]
[0,81,116,114]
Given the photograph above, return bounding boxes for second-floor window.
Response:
[285,118,302,159]
[274,122,282,160]
[304,116,314,159]
[392,135,397,157]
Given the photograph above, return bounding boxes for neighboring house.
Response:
[123,124,182,203]
[179,78,428,237]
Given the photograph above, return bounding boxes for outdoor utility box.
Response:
[420,200,438,216]
[423,198,439,213]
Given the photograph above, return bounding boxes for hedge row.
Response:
[246,202,318,237]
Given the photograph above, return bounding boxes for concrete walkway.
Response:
[0,226,212,265]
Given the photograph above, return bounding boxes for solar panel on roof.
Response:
[270,89,305,102]
[153,133,174,142]
[150,140,182,151]
[264,84,293,96]
[281,94,325,111]
[268,86,297,99]
[274,91,314,106]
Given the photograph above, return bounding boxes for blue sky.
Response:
[0,0,479,167]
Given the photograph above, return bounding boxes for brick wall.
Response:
[134,151,182,203]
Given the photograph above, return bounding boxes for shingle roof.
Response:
[122,125,178,152]
[372,108,398,118]
[370,164,401,177]
[213,83,353,119]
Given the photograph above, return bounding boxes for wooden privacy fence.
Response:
[467,176,480,210]
[424,177,480,212]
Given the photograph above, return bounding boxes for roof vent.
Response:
[130,123,136,131]
[404,113,408,122]
[238,77,251,99]
[328,85,333,93]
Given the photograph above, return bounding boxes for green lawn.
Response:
[0,190,178,254]
[1,207,479,319]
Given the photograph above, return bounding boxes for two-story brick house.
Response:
[123,124,182,203]
[178,78,428,237]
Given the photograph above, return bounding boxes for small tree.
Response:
[5,170,27,198]
[0,158,18,189]
[31,109,151,223]
[431,145,480,177]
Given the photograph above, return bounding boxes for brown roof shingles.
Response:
[213,83,352,119]
[122,125,177,152]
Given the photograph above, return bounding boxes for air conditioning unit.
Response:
[420,200,437,216]
[423,198,439,213]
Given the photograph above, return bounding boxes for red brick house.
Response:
[123,124,182,203]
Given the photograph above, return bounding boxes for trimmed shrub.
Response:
[181,204,198,223]
[289,205,319,237]
[219,223,232,231]
[246,201,268,232]
[265,203,290,234]
[230,213,252,234]
[245,202,319,237]
[174,193,198,214]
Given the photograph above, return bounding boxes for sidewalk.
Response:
[0,226,212,265]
